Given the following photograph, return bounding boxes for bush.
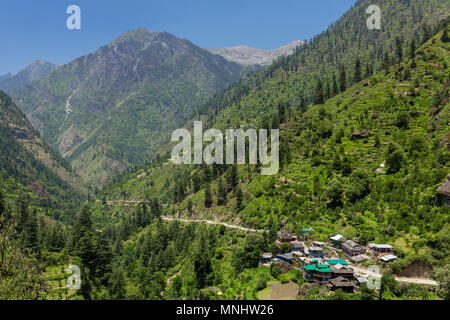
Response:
[386,142,406,173]
[395,111,410,129]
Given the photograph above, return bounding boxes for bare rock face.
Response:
[206,40,304,66]
[57,125,84,156]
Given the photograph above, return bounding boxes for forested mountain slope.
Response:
[11,29,244,187]
[195,0,450,131]
[97,22,450,270]
[78,26,449,300]
[0,91,85,218]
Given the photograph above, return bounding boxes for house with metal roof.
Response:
[327,259,348,266]
[309,246,325,259]
[291,241,305,252]
[303,264,332,284]
[277,229,296,244]
[329,276,355,292]
[355,276,368,287]
[330,264,354,280]
[329,234,348,249]
[276,252,294,263]
[342,239,366,257]
[368,243,394,254]
[380,254,398,262]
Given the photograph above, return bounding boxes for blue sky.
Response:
[0,0,357,75]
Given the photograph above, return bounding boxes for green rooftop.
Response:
[327,259,348,265]
[304,264,331,273]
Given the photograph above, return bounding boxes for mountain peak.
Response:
[205,40,304,66]
[112,28,159,45]
[0,59,57,92]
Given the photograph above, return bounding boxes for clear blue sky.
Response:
[1,0,357,75]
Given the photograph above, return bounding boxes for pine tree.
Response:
[204,183,212,208]
[395,37,403,62]
[193,232,212,289]
[235,187,243,211]
[442,28,450,43]
[364,64,373,78]
[277,102,286,124]
[228,165,238,189]
[314,78,324,105]
[409,39,416,59]
[339,66,347,92]
[109,265,126,299]
[217,177,226,205]
[22,209,39,252]
[331,74,338,97]
[354,57,362,83]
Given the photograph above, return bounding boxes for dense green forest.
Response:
[1,0,449,301]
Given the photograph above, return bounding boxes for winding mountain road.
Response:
[95,199,439,286]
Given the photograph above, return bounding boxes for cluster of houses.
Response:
[259,230,398,293]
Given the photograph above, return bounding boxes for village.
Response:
[259,229,398,293]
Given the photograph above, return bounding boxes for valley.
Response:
[0,0,449,302]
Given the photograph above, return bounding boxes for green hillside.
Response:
[1,0,449,301]
[90,23,449,297]
[11,30,244,187]
[0,91,85,217]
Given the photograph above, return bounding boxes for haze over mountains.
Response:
[0,59,57,92]
[10,29,244,186]
[206,40,304,66]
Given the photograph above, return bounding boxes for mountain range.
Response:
[206,40,304,66]
[10,29,244,186]
[1,0,449,301]
[0,59,57,92]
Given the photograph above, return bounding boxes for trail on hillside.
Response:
[352,266,437,286]
[161,216,268,233]
[95,199,267,233]
[95,200,439,286]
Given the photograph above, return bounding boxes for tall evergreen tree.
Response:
[235,187,243,212]
[314,78,324,105]
[331,74,338,97]
[204,183,212,208]
[354,57,362,83]
[409,39,417,59]
[109,264,126,299]
[395,37,403,62]
[22,209,39,252]
[277,102,286,124]
[339,66,347,92]
[228,165,238,189]
[217,177,226,206]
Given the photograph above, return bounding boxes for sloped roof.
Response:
[327,259,348,266]
[380,254,398,262]
[304,264,332,273]
[330,276,353,287]
[372,244,393,249]
[330,234,344,241]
